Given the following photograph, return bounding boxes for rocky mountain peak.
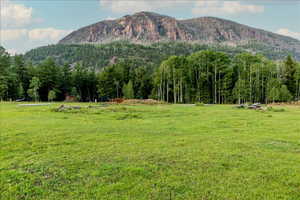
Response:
[58,12,300,56]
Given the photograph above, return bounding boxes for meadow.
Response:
[1,102,300,200]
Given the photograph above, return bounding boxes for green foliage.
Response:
[195,102,205,106]
[0,47,10,100]
[97,61,153,101]
[25,42,300,70]
[283,55,297,97]
[279,85,293,102]
[296,63,300,100]
[17,83,25,98]
[23,41,251,72]
[70,87,80,100]
[48,90,56,101]
[27,77,41,101]
[267,107,286,112]
[122,80,134,99]
[0,76,8,100]
[1,45,300,103]
[267,79,281,103]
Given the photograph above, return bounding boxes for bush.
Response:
[195,102,205,106]
[267,107,285,112]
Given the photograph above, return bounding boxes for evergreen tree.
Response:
[279,85,292,102]
[0,47,10,100]
[17,83,25,99]
[122,80,134,99]
[283,55,296,97]
[295,63,300,100]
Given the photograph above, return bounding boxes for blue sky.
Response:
[1,0,300,54]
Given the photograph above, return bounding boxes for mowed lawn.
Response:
[1,103,300,200]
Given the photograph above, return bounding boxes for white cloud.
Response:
[0,1,73,54]
[99,0,264,15]
[1,0,33,28]
[192,1,264,15]
[100,0,188,14]
[100,0,149,14]
[105,16,116,20]
[276,28,300,40]
[28,28,73,42]
[1,29,28,41]
[1,28,72,43]
[1,28,73,54]
[6,49,18,56]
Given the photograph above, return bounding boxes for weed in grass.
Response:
[116,113,142,120]
[263,140,300,152]
[195,102,205,106]
[267,107,286,112]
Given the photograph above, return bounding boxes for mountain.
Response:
[25,12,300,67]
[59,11,300,56]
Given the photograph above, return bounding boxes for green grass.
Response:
[1,102,300,200]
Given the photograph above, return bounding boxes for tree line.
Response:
[1,46,300,103]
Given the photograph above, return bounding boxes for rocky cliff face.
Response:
[60,12,192,43]
[59,12,300,54]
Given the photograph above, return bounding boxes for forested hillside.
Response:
[25,41,297,71]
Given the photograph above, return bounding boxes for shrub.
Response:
[195,102,205,106]
[267,107,285,112]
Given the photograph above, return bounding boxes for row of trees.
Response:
[0,47,97,102]
[1,46,300,103]
[155,51,300,103]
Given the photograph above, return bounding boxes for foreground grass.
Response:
[1,102,300,200]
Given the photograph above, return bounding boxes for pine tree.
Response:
[122,80,134,99]
[279,85,292,102]
[0,47,10,100]
[17,83,25,99]
[283,55,296,97]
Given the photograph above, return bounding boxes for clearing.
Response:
[1,102,300,199]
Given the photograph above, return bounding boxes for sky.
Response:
[1,0,300,54]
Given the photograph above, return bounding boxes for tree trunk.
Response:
[173,70,176,104]
[167,79,169,102]
[214,65,217,104]
[249,65,252,103]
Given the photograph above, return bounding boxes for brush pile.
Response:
[235,103,266,110]
[55,105,82,112]
[121,99,164,105]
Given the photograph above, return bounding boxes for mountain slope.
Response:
[25,42,246,69]
[59,11,300,57]
[25,41,295,71]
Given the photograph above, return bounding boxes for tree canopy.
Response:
[1,46,300,104]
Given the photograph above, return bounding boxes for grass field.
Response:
[1,102,300,200]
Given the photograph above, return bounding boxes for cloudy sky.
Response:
[1,0,300,54]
